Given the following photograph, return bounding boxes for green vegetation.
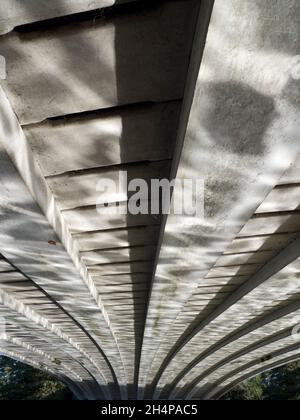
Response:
[0,356,73,400]
[223,361,300,400]
[1,354,300,400]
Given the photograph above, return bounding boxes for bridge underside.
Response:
[0,0,299,400]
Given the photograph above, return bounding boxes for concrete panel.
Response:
[279,154,300,185]
[64,205,160,233]
[154,239,300,398]
[0,84,127,397]
[0,0,198,124]
[0,259,15,272]
[88,261,154,275]
[0,272,28,283]
[238,214,300,237]
[210,347,300,400]
[197,277,248,287]
[215,251,276,267]
[93,274,151,286]
[74,225,160,252]
[184,310,300,399]
[224,233,299,254]
[47,161,171,210]
[205,265,261,278]
[81,246,156,265]
[140,0,300,396]
[255,185,300,213]
[0,0,136,35]
[24,102,180,176]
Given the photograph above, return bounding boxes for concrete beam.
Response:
[180,312,300,398]
[139,0,300,397]
[211,350,300,401]
[0,0,198,124]
[24,102,180,176]
[0,86,127,397]
[0,0,137,35]
[155,236,300,398]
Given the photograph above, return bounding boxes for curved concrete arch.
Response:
[0,346,93,399]
[0,344,85,389]
[0,255,121,392]
[1,333,107,399]
[0,1,138,36]
[178,327,292,399]
[0,0,299,399]
[139,0,300,398]
[0,337,87,386]
[0,347,65,377]
[161,297,300,398]
[0,86,128,397]
[152,236,300,398]
[0,330,107,399]
[0,289,113,398]
[212,351,300,401]
[0,0,207,398]
[188,328,300,399]
[137,0,216,397]
[0,283,111,387]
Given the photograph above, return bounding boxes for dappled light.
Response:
[0,0,299,401]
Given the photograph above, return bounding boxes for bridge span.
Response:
[0,0,299,400]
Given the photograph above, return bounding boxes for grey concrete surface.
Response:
[0,0,299,400]
[0,0,137,35]
[139,0,300,399]
[0,0,198,124]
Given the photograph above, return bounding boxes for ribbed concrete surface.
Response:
[138,0,300,400]
[0,0,299,400]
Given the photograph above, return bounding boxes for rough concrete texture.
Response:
[0,0,198,124]
[24,102,180,176]
[46,160,171,210]
[0,102,126,399]
[170,243,300,399]
[0,0,200,399]
[0,0,136,35]
[188,307,300,399]
[139,0,300,399]
[0,0,299,400]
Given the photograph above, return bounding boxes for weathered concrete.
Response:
[81,246,157,266]
[173,245,300,399]
[139,0,300,399]
[0,0,299,400]
[0,0,200,399]
[210,349,300,401]
[24,102,180,176]
[0,1,136,35]
[0,84,127,399]
[0,0,198,124]
[46,160,171,210]
[75,226,160,252]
